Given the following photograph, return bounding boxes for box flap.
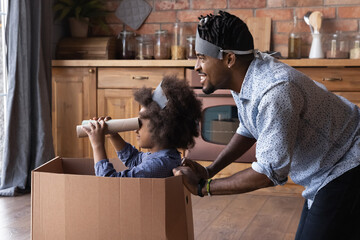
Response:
[32,156,64,173]
[62,158,94,175]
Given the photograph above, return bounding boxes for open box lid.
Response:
[33,156,128,176]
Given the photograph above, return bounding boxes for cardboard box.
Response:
[31,157,194,240]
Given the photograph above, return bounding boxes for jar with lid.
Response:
[135,35,154,60]
[171,23,186,60]
[288,16,302,59]
[186,35,196,59]
[116,30,136,59]
[350,33,360,59]
[154,30,170,59]
[325,31,349,59]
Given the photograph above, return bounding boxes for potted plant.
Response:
[53,0,108,38]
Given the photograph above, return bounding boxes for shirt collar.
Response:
[237,60,255,101]
[146,148,180,158]
[237,51,264,101]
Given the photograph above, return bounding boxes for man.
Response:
[173,11,360,240]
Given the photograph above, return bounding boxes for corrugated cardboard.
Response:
[31,157,194,240]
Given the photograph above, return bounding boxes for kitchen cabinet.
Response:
[97,89,140,159]
[52,67,96,158]
[52,59,360,165]
[52,60,189,158]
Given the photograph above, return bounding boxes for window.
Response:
[0,0,8,172]
[202,106,239,145]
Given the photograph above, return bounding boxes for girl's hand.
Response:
[91,116,118,138]
[82,119,107,149]
[92,116,112,122]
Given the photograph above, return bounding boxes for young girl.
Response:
[82,76,202,178]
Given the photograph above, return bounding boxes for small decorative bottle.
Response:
[288,16,302,59]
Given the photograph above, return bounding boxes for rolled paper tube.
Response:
[76,118,140,138]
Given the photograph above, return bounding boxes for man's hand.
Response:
[173,166,200,195]
[181,158,210,179]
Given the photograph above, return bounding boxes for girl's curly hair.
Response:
[133,76,202,149]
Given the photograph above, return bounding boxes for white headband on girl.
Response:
[195,29,253,60]
[152,81,168,109]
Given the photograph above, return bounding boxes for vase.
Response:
[68,17,89,38]
[309,33,324,59]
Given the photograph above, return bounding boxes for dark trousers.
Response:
[295,165,360,240]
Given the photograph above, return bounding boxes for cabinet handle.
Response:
[132,76,149,80]
[88,68,95,73]
[322,77,342,81]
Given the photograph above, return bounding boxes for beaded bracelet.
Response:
[206,179,213,197]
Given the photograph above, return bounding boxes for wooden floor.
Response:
[192,185,304,240]
[0,184,304,240]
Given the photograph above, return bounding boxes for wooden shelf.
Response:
[52,59,360,67]
[52,59,197,67]
[281,58,360,67]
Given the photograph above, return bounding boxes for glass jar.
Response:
[186,35,196,59]
[350,34,360,59]
[288,17,302,59]
[116,30,136,59]
[154,30,170,59]
[171,23,186,60]
[135,35,154,60]
[325,32,349,59]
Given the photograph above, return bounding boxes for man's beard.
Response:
[202,82,216,94]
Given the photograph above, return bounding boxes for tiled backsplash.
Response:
[92,0,360,58]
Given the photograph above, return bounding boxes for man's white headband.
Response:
[195,29,253,60]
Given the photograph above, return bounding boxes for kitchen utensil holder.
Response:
[309,33,324,59]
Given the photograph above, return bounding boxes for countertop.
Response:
[52,59,360,67]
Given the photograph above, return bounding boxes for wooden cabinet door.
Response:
[334,92,360,108]
[52,67,96,158]
[98,89,140,159]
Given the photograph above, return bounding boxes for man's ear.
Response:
[225,52,236,68]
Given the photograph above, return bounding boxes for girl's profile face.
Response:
[136,107,153,149]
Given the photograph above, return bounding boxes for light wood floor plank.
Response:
[192,194,237,238]
[196,194,269,240]
[0,194,31,240]
[239,196,303,240]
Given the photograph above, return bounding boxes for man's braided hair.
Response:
[197,11,254,52]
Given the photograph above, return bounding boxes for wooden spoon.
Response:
[309,11,323,34]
